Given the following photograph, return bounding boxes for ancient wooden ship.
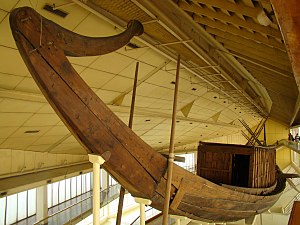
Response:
[10,7,286,222]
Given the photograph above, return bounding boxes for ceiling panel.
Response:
[137,50,168,67]
[68,56,99,67]
[0,99,43,113]
[0,47,29,76]
[0,0,19,11]
[96,89,121,104]
[0,112,33,127]
[90,52,135,74]
[1,136,38,149]
[118,61,155,79]
[33,135,65,146]
[23,113,60,126]
[14,77,41,93]
[101,75,135,92]
[27,144,54,152]
[117,46,149,59]
[10,126,51,138]
[0,13,16,48]
[73,13,118,37]
[50,143,85,154]
[0,127,18,139]
[44,125,70,136]
[0,73,26,90]
[80,68,115,88]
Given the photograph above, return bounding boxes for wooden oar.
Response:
[162,55,181,225]
[116,62,139,225]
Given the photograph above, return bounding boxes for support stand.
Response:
[36,185,48,224]
[89,154,105,225]
[134,197,152,225]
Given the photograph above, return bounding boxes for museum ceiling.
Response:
[0,0,297,155]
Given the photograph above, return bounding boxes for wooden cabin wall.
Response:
[197,150,232,184]
[251,147,276,188]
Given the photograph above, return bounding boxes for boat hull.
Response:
[10,7,285,222]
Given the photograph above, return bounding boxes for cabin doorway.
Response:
[231,154,250,187]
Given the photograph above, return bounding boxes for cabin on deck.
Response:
[197,142,276,188]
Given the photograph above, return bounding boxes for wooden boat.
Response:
[10,7,286,222]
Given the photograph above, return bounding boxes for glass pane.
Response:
[86,173,91,191]
[52,182,59,206]
[77,175,82,195]
[59,180,66,203]
[71,177,77,198]
[47,184,52,208]
[17,191,27,220]
[91,172,93,188]
[28,189,36,217]
[82,174,86,194]
[0,197,6,225]
[6,194,17,224]
[100,170,102,189]
[65,178,71,200]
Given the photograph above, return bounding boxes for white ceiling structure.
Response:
[0,0,271,157]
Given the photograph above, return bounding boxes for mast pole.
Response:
[162,55,181,225]
[116,62,139,225]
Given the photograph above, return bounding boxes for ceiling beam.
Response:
[222,43,292,72]
[178,0,281,38]
[211,32,288,59]
[239,59,294,80]
[194,15,285,50]
[192,0,262,18]
[222,50,293,78]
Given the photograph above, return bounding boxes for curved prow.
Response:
[10,7,144,57]
[9,6,166,199]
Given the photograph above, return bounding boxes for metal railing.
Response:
[34,184,121,225]
[278,139,300,152]
[282,193,300,214]
[130,207,176,225]
[130,206,161,225]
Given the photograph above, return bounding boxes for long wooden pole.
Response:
[162,55,180,225]
[116,62,139,225]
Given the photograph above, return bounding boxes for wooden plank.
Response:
[178,0,281,38]
[194,15,285,50]
[193,0,262,18]
[224,43,292,71]
[215,35,288,61]
[170,178,190,210]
